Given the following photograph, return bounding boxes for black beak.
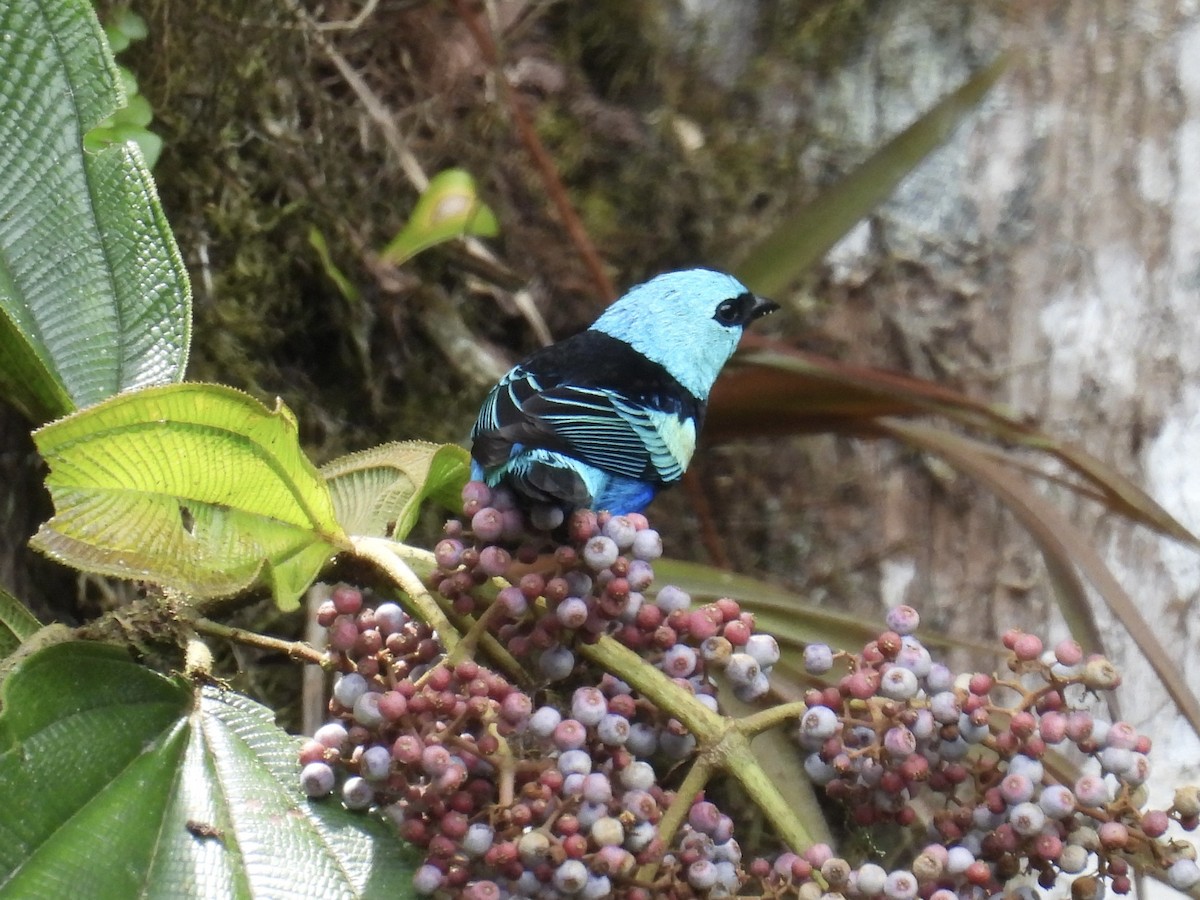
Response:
[749,295,779,321]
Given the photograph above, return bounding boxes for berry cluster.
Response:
[786,609,1200,897]
[433,482,780,702]
[299,483,782,898]
[297,481,1200,899]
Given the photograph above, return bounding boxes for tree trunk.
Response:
[780,0,1200,829]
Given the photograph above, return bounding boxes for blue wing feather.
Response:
[470,330,705,510]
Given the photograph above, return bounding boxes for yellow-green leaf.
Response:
[378,169,499,266]
[322,441,470,540]
[31,383,347,610]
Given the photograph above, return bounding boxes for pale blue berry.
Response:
[745,634,780,668]
[883,869,918,900]
[879,667,919,700]
[300,761,335,797]
[359,744,391,781]
[597,713,631,746]
[800,705,839,740]
[1038,783,1076,818]
[803,643,834,674]
[1008,801,1046,836]
[571,686,608,726]
[583,535,619,571]
[412,864,443,894]
[538,644,575,681]
[553,859,589,893]
[341,776,374,810]
[655,585,691,613]
[332,672,369,708]
[619,760,657,791]
[528,705,561,738]
[856,863,887,895]
[631,528,663,560]
[945,846,975,874]
[1168,859,1200,890]
[462,823,494,857]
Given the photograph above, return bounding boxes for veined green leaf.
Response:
[0,0,191,424]
[0,588,41,659]
[379,169,500,266]
[0,642,418,898]
[323,441,470,540]
[31,383,347,610]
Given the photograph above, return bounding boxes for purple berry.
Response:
[883,726,916,759]
[884,605,920,635]
[353,691,384,728]
[359,744,391,780]
[434,538,464,568]
[470,506,504,542]
[300,761,336,797]
[553,718,588,751]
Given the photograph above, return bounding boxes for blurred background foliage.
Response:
[86,0,862,545]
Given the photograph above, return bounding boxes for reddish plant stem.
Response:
[451,0,616,302]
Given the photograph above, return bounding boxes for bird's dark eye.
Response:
[714,298,742,326]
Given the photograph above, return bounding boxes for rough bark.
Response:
[771,0,1200,832]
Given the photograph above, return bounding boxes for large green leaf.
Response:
[323,441,470,540]
[0,642,417,898]
[30,383,347,610]
[0,0,191,424]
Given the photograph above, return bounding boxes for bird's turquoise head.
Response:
[590,269,778,399]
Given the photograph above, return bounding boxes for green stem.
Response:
[191,616,328,666]
[712,728,821,860]
[579,636,724,741]
[349,535,461,652]
[737,699,809,736]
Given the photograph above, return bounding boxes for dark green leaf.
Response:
[0,642,418,898]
